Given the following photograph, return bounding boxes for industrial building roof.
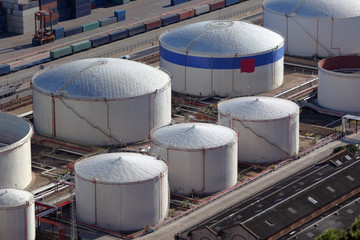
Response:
[75,153,168,183]
[218,96,299,121]
[160,21,284,56]
[0,189,34,207]
[150,123,237,150]
[244,159,360,239]
[32,58,170,99]
[183,154,360,239]
[284,195,360,239]
[263,0,360,18]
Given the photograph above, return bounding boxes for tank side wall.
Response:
[0,140,32,189]
[96,179,166,231]
[203,145,238,194]
[160,45,284,96]
[168,150,203,195]
[218,114,298,163]
[152,86,172,130]
[33,91,53,136]
[263,9,287,52]
[318,71,360,113]
[76,176,96,225]
[0,203,35,240]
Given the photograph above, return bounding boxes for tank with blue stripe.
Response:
[160,45,284,69]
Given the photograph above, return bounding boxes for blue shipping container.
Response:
[53,26,64,35]
[114,9,126,21]
[0,64,10,76]
[64,26,83,37]
[90,35,110,47]
[225,0,239,5]
[72,0,91,7]
[59,8,72,21]
[72,8,91,19]
[161,14,178,26]
[55,32,65,40]
[108,29,128,42]
[127,24,145,36]
[98,16,117,27]
[171,0,188,6]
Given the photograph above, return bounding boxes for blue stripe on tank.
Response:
[160,45,284,69]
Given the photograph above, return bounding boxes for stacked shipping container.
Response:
[0,7,6,33]
[1,0,39,34]
[39,0,58,27]
[72,0,91,19]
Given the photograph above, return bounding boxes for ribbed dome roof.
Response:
[32,58,171,99]
[263,0,360,18]
[151,123,237,149]
[0,189,34,207]
[218,97,299,120]
[160,20,284,56]
[75,153,167,183]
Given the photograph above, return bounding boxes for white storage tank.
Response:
[160,20,284,97]
[218,97,299,164]
[150,123,238,196]
[318,56,360,113]
[0,189,35,240]
[0,112,33,189]
[75,152,169,231]
[32,58,171,146]
[263,0,360,58]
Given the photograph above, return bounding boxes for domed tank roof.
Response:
[32,58,171,99]
[75,153,167,183]
[160,20,284,56]
[0,189,34,207]
[263,0,360,18]
[151,123,237,150]
[218,97,299,121]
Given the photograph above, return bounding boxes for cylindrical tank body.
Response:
[160,20,284,97]
[263,0,360,58]
[0,189,35,240]
[0,112,33,189]
[75,152,169,231]
[32,58,171,145]
[150,123,238,196]
[318,56,360,113]
[218,97,299,164]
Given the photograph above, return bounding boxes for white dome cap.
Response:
[160,20,284,56]
[75,153,168,183]
[0,189,34,207]
[218,97,299,121]
[263,0,360,18]
[32,58,171,99]
[151,123,237,150]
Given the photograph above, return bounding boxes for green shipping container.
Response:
[113,0,130,4]
[50,46,72,59]
[82,21,100,32]
[71,40,91,53]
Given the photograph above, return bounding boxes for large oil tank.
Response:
[32,58,171,145]
[0,189,35,240]
[218,97,299,164]
[263,0,360,57]
[318,55,360,113]
[75,152,169,231]
[160,20,284,97]
[150,123,238,196]
[0,112,33,189]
